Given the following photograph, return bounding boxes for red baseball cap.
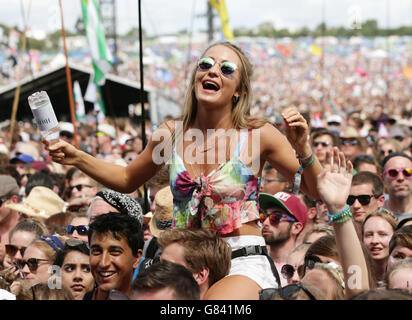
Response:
[259,192,308,227]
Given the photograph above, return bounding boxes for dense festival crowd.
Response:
[0,35,412,301]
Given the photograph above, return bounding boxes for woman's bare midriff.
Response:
[220,220,262,238]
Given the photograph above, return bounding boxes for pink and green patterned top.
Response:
[169,130,260,235]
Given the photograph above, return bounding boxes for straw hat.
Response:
[6,186,66,219]
[340,126,360,139]
[143,211,153,224]
[149,186,174,238]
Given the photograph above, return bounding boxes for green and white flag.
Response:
[85,74,106,117]
[80,0,112,86]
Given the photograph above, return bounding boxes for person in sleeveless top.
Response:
[44,41,322,299]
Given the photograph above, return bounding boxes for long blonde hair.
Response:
[181,41,267,132]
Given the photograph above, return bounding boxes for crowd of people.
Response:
[0,38,412,301]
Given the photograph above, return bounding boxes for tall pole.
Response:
[9,0,32,150]
[59,0,78,148]
[385,0,390,109]
[320,0,325,105]
[138,0,149,214]
[207,1,214,43]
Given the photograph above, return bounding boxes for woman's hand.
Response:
[317,147,353,214]
[42,138,80,166]
[282,107,310,157]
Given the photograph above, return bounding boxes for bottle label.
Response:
[31,103,58,132]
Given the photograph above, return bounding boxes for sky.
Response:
[1,0,412,38]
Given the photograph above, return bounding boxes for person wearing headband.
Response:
[19,235,66,286]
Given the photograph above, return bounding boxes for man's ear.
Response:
[193,267,210,287]
[292,222,304,236]
[307,207,317,220]
[9,194,19,204]
[377,195,385,208]
[133,249,143,269]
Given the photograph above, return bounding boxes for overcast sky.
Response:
[1,0,412,37]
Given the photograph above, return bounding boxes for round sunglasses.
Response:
[198,57,237,76]
[66,225,89,236]
[281,263,306,280]
[383,168,412,179]
[346,194,379,206]
[17,258,49,272]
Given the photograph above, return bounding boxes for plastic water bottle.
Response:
[28,91,60,142]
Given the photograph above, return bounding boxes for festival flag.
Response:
[84,75,106,120]
[209,0,234,40]
[73,81,86,121]
[80,0,112,86]
[378,122,389,138]
[310,44,323,56]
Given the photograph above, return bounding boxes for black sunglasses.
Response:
[312,141,330,148]
[259,283,316,300]
[281,263,306,280]
[303,254,322,275]
[68,184,93,193]
[66,225,89,236]
[393,136,404,142]
[198,57,238,75]
[347,194,379,206]
[17,258,49,272]
[5,244,26,257]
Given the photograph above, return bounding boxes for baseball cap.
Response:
[10,154,34,164]
[259,192,307,227]
[97,124,116,139]
[327,115,342,125]
[0,175,19,198]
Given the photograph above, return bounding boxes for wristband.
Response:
[297,152,315,169]
[326,205,352,224]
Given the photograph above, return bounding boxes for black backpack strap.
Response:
[231,245,281,288]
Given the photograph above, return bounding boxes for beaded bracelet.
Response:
[327,205,352,224]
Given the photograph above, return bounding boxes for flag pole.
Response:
[138,0,149,214]
[59,0,79,149]
[9,0,32,150]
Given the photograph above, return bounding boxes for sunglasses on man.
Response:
[259,283,316,300]
[259,210,297,225]
[347,194,379,206]
[198,57,238,76]
[5,244,26,257]
[383,168,412,179]
[341,139,358,146]
[66,225,89,236]
[17,258,49,272]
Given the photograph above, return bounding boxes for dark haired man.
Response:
[381,152,412,222]
[131,260,200,300]
[349,171,385,239]
[83,212,144,300]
